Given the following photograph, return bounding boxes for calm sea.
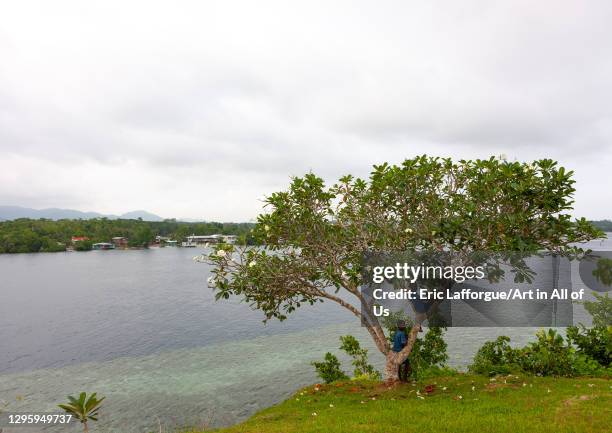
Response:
[0,236,610,432]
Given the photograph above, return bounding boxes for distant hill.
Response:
[0,206,163,221]
[116,210,164,221]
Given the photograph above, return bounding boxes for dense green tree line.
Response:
[0,218,256,254]
[591,220,612,232]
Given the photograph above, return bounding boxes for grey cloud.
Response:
[0,0,611,220]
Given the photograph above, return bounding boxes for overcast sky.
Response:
[1,1,611,221]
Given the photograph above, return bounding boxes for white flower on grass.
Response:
[471,386,475,391]
[249,261,257,268]
[329,404,334,408]
[404,228,413,233]
[442,387,447,391]
[522,383,527,387]
[547,389,551,393]
[588,383,595,388]
[216,249,226,257]
[458,395,463,400]
[312,412,317,416]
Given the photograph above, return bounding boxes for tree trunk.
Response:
[83,421,89,433]
[383,324,420,383]
[383,351,401,382]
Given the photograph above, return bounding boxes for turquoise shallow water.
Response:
[0,322,546,433]
[0,236,609,432]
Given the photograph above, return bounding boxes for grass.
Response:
[187,374,611,433]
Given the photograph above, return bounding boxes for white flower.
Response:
[417,395,425,400]
[471,386,475,391]
[442,387,447,391]
[522,383,527,387]
[249,261,257,268]
[547,389,551,393]
[216,249,226,257]
[264,225,270,231]
[458,395,463,400]
[395,201,401,206]
[329,404,334,408]
[312,412,317,416]
[404,228,413,233]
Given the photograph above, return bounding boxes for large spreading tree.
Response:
[203,156,601,382]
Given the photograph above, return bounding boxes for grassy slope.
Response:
[194,374,611,433]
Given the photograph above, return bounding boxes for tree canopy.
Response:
[204,156,602,381]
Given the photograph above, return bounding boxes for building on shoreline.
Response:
[92,242,115,250]
[181,234,238,247]
[112,237,128,248]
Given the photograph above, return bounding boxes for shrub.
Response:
[567,324,611,367]
[582,292,611,327]
[311,352,348,384]
[517,329,578,376]
[468,335,520,376]
[339,335,381,380]
[470,329,610,378]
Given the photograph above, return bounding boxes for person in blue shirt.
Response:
[392,320,411,382]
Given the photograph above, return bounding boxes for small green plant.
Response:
[518,329,577,376]
[58,392,105,433]
[468,336,520,376]
[339,335,381,380]
[311,353,348,384]
[409,326,449,378]
[567,324,611,367]
[582,292,612,327]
